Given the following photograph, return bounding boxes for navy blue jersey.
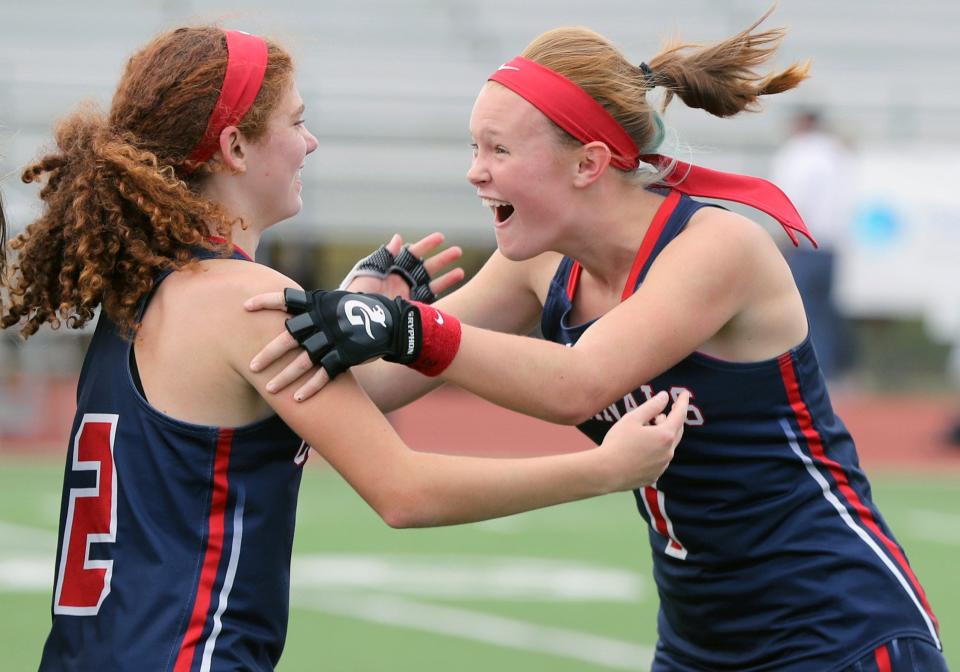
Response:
[40,247,307,672]
[541,191,941,671]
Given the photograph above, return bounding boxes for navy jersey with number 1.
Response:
[541,190,942,671]
[40,247,307,672]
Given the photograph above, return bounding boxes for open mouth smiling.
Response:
[481,197,515,224]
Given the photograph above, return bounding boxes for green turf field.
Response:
[1,456,955,671]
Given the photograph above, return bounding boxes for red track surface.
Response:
[390,387,960,473]
[2,379,958,472]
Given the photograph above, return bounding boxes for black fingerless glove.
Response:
[283,288,462,380]
[390,246,436,303]
[339,244,437,304]
[338,245,395,289]
[284,289,424,379]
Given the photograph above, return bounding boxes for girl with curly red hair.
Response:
[1,26,686,671]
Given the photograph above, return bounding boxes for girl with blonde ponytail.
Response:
[4,25,691,672]
[252,9,947,671]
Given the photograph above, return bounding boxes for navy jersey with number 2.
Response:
[541,191,942,671]
[40,247,307,671]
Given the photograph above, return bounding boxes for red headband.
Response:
[486,57,816,247]
[489,56,640,171]
[184,29,268,172]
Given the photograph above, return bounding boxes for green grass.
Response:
[0,456,955,670]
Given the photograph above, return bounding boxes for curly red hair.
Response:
[1,26,293,339]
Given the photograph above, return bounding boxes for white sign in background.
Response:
[839,147,960,350]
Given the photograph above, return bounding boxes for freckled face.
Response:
[467,83,578,260]
[243,82,319,227]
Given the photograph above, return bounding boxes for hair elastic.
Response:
[638,62,656,88]
[183,29,268,172]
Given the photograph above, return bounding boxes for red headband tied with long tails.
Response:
[487,56,817,247]
[183,29,268,172]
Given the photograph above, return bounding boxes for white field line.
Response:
[0,520,656,668]
[904,509,960,546]
[293,592,654,671]
[0,520,58,549]
[0,521,57,591]
[0,519,648,603]
[0,553,55,591]
[291,554,645,602]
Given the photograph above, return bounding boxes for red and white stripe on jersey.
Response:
[640,484,688,560]
[198,490,245,672]
[174,428,240,672]
[777,353,941,647]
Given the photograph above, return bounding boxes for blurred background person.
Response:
[771,108,856,382]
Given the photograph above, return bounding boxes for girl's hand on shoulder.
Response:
[598,390,688,492]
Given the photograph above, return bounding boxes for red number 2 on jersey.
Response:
[54,414,119,615]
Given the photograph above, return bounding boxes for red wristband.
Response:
[409,302,461,376]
